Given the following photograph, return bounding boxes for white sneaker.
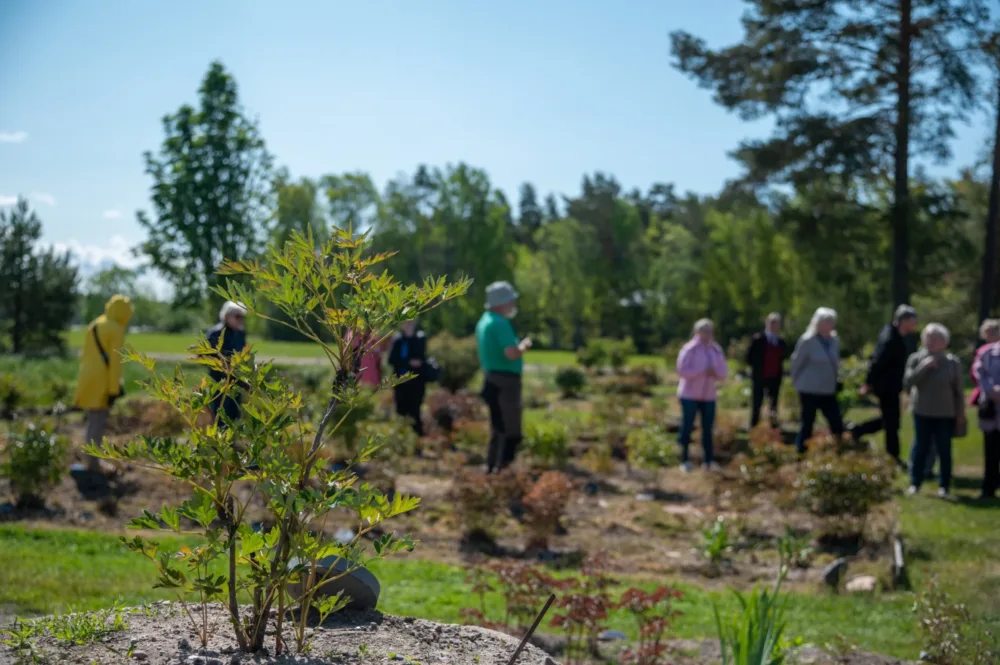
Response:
[938,488,948,499]
[681,462,693,473]
[907,485,918,496]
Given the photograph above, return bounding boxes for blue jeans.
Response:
[678,399,715,464]
[911,415,953,490]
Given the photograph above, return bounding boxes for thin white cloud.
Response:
[0,131,28,143]
[102,208,123,219]
[29,192,56,206]
[0,195,17,206]
[52,234,141,269]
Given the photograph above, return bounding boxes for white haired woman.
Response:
[790,307,844,452]
[207,300,249,423]
[675,318,729,471]
[904,323,964,498]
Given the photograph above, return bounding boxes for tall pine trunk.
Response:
[892,0,913,308]
[982,75,1000,327]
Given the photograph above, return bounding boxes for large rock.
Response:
[286,556,380,610]
[845,575,878,594]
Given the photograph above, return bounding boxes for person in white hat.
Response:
[476,281,531,472]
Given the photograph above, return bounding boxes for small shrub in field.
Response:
[359,415,419,461]
[523,470,575,550]
[701,517,732,565]
[87,229,469,655]
[523,383,550,409]
[732,430,798,494]
[626,363,660,388]
[580,444,615,475]
[449,468,526,540]
[793,451,895,519]
[607,338,637,373]
[524,421,571,466]
[776,528,814,570]
[617,586,685,665]
[555,366,587,398]
[626,426,678,470]
[594,374,651,396]
[915,581,999,665]
[462,560,561,634]
[429,332,480,393]
[427,390,484,434]
[451,418,490,453]
[1,423,68,508]
[550,554,618,665]
[577,338,610,370]
[0,373,25,418]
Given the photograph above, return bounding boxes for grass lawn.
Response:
[62,329,664,367]
[0,524,918,657]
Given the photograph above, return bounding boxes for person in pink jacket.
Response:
[676,318,729,471]
[347,328,387,389]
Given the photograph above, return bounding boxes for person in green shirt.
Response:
[476,281,532,472]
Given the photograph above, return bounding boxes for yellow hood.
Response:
[104,294,134,327]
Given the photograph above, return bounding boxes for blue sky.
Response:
[0,0,990,285]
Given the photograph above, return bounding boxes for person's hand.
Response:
[859,384,871,396]
[519,338,533,352]
[920,356,939,370]
[409,359,423,368]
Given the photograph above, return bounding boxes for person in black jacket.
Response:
[849,304,919,463]
[745,312,788,428]
[388,320,427,436]
[206,301,249,424]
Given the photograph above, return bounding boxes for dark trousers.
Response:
[796,392,844,453]
[852,392,902,458]
[750,376,782,428]
[678,399,716,464]
[210,394,242,424]
[983,430,1000,497]
[912,415,953,490]
[393,380,426,436]
[482,372,522,473]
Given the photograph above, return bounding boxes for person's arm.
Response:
[106,323,125,397]
[864,327,890,387]
[789,337,806,380]
[495,321,528,360]
[713,345,729,380]
[975,350,997,401]
[744,336,758,368]
[676,343,701,378]
[905,352,938,387]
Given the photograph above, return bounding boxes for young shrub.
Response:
[701,516,732,567]
[524,420,571,467]
[0,422,68,509]
[0,373,25,419]
[522,470,575,550]
[793,452,895,521]
[594,374,651,396]
[714,572,789,665]
[429,332,480,393]
[449,468,525,548]
[88,229,469,655]
[450,418,490,453]
[555,366,587,398]
[915,581,999,665]
[607,337,637,373]
[626,426,678,470]
[577,338,610,371]
[580,444,616,475]
[617,586,685,665]
[462,560,561,635]
[626,362,660,388]
[550,554,618,665]
[427,390,484,434]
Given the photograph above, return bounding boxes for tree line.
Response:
[4,0,1000,356]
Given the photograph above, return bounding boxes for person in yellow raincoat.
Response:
[73,294,133,471]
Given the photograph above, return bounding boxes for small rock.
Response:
[845,575,878,593]
[178,638,191,651]
[598,630,628,641]
[821,557,848,588]
[131,651,149,661]
[636,492,655,501]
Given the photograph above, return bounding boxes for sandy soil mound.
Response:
[0,604,555,665]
